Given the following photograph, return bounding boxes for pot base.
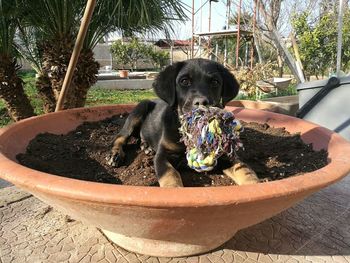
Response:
[101,229,226,257]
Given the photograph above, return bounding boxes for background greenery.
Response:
[0,71,156,127]
[0,70,296,127]
[110,38,170,70]
[292,9,350,79]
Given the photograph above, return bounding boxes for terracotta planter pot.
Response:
[0,105,350,257]
[227,96,299,116]
[118,69,129,78]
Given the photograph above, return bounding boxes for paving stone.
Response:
[1,255,13,263]
[48,251,71,262]
[0,179,12,189]
[115,257,128,263]
[157,257,172,263]
[225,191,348,258]
[230,253,247,263]
[293,209,350,258]
[124,252,142,262]
[91,245,107,262]
[198,256,213,263]
[1,183,350,263]
[205,254,223,263]
[105,246,118,262]
[62,241,75,252]
[27,252,50,262]
[285,258,304,263]
[31,245,47,257]
[309,175,350,208]
[183,257,200,263]
[79,254,92,263]
[10,256,26,263]
[137,254,151,262]
[256,254,275,263]
[0,186,31,207]
[330,255,350,263]
[69,251,89,263]
[220,250,234,263]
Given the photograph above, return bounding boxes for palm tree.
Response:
[20,0,186,110]
[0,0,35,120]
[16,25,56,113]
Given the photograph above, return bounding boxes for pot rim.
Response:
[0,104,349,207]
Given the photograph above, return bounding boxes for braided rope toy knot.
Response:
[179,106,244,173]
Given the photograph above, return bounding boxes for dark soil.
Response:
[17,114,328,187]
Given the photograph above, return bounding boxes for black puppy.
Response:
[109,58,259,187]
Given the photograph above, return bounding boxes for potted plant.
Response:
[110,40,131,78]
[0,105,350,257]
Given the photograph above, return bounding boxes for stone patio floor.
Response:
[0,174,349,263]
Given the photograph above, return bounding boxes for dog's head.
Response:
[153,58,239,114]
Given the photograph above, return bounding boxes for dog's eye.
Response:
[211,79,219,86]
[180,78,191,86]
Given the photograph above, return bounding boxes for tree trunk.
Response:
[35,74,56,113]
[41,36,75,109]
[290,32,306,80]
[270,29,302,82]
[41,36,99,110]
[73,49,99,108]
[254,34,263,64]
[255,0,304,83]
[277,52,284,77]
[0,55,35,121]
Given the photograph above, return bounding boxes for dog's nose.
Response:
[193,97,209,107]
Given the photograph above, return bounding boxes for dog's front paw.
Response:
[223,160,260,185]
[107,148,125,167]
[107,154,120,167]
[140,141,154,155]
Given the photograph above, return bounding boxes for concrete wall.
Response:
[94,44,113,68]
[93,79,154,90]
[94,44,190,70]
[17,43,191,72]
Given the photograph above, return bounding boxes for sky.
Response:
[170,0,232,39]
[107,0,326,41]
[173,0,325,40]
[107,0,228,41]
[177,0,228,39]
[170,0,256,40]
[107,0,254,41]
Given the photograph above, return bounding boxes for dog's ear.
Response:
[153,62,184,107]
[220,66,240,106]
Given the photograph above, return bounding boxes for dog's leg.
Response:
[109,100,154,167]
[223,159,259,185]
[154,146,183,187]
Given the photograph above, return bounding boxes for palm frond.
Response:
[19,0,187,50]
[0,0,18,56]
[21,0,84,39]
[85,0,188,49]
[16,25,44,73]
[17,0,187,60]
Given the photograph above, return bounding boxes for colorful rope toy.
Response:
[179,106,244,173]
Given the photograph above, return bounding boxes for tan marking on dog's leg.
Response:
[158,163,184,187]
[111,136,126,158]
[223,160,259,185]
[130,116,142,126]
[161,140,183,153]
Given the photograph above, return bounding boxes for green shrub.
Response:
[110,38,169,70]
